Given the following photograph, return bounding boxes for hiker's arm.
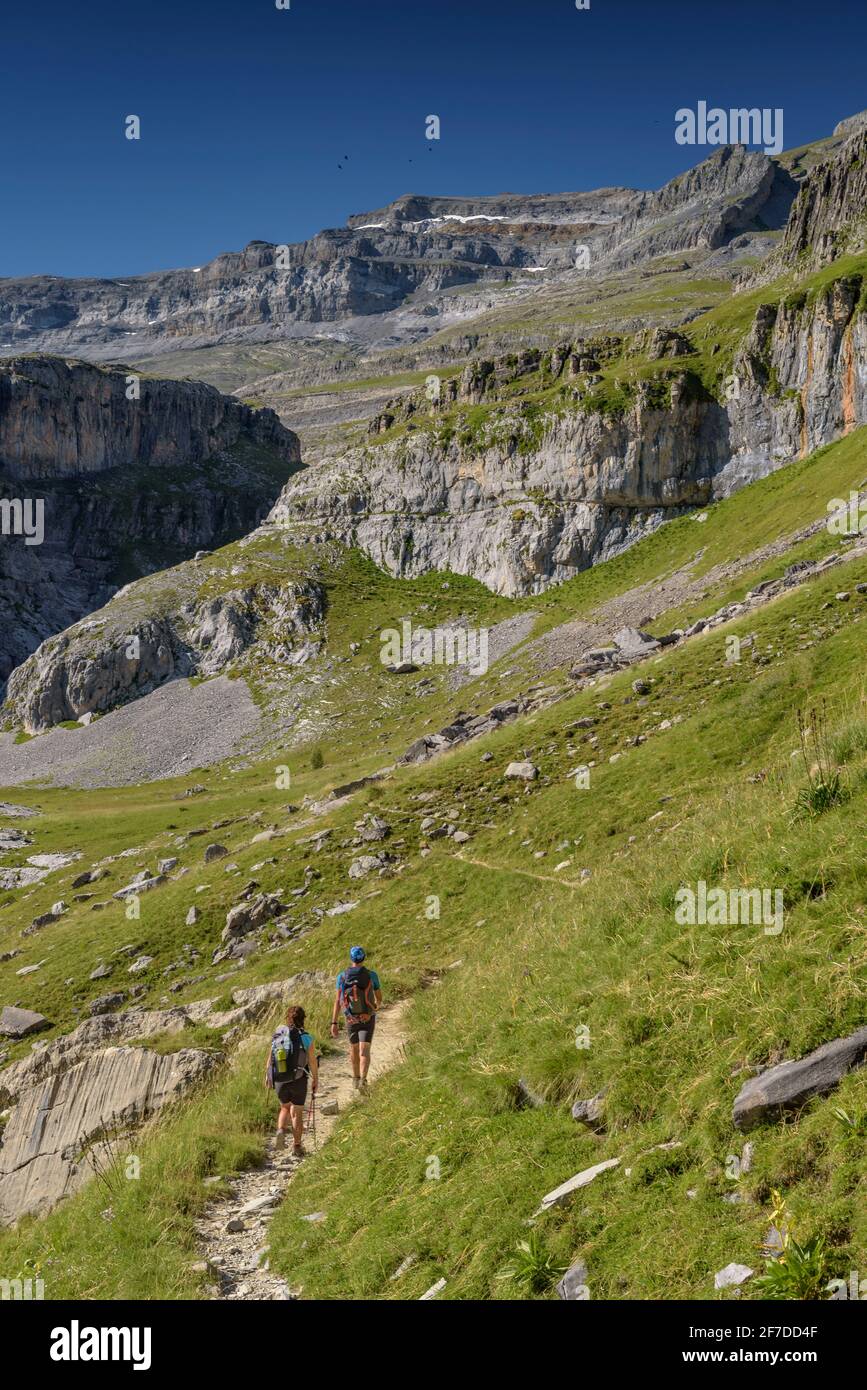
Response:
[264,1046,273,1089]
[310,1049,319,1091]
[330,989,341,1036]
[374,988,382,1010]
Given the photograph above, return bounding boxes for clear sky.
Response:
[2,0,864,279]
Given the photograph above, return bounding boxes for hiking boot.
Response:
[275,1131,287,1152]
[293,1143,306,1158]
[352,1076,361,1090]
[360,1077,369,1090]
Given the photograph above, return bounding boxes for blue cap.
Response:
[350,945,366,963]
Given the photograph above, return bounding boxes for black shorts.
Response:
[347,1015,376,1045]
[276,1076,308,1107]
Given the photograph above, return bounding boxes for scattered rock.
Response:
[389,1254,418,1281]
[714,1262,754,1289]
[571,1088,607,1132]
[557,1259,590,1300]
[0,1006,50,1040]
[505,760,538,781]
[539,1158,620,1210]
[733,1026,867,1131]
[419,1277,447,1301]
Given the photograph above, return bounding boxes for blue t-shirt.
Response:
[336,968,381,994]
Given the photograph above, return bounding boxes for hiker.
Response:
[331,945,382,1090]
[265,1004,318,1156]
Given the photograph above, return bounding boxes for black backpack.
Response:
[271,1025,310,1084]
[341,965,376,1020]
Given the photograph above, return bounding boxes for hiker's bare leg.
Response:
[359,1041,371,1080]
[290,1103,304,1146]
[349,1041,360,1078]
[277,1103,292,1133]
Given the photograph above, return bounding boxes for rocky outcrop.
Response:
[0,357,302,684]
[4,574,324,733]
[0,973,330,1225]
[0,1046,219,1224]
[597,145,797,272]
[272,268,867,595]
[775,128,867,273]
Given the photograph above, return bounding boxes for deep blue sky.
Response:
[2,0,864,279]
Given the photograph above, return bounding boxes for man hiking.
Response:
[331,945,382,1090]
[265,1004,319,1156]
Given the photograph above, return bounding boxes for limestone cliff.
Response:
[0,357,302,682]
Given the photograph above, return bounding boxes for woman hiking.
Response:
[265,1004,319,1157]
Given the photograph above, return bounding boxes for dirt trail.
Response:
[195,1000,410,1301]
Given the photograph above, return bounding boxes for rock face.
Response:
[4,577,324,733]
[0,973,329,1225]
[774,128,867,274]
[272,269,867,595]
[0,148,796,362]
[0,1046,219,1224]
[0,356,302,684]
[733,1026,867,1131]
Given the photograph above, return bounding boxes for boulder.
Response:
[571,1087,607,1132]
[733,1026,867,1131]
[222,892,285,943]
[348,855,386,880]
[113,875,166,900]
[357,816,391,842]
[504,761,538,781]
[612,627,659,660]
[89,993,125,1017]
[204,844,229,863]
[0,1006,50,1040]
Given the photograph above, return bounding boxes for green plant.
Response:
[793,703,848,818]
[311,748,324,770]
[832,1105,867,1141]
[754,1191,833,1300]
[496,1232,568,1296]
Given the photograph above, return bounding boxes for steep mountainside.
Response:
[0,357,301,682]
[0,147,799,365]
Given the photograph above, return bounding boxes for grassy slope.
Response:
[1,427,865,1299]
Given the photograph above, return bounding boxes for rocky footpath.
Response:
[0,356,302,683]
